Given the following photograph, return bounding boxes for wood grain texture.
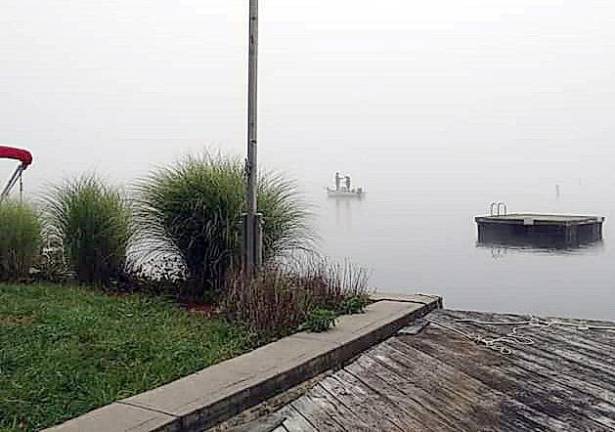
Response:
[266,309,615,432]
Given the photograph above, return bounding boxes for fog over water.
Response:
[2,0,615,319]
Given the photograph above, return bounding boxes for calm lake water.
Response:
[309,172,614,321]
[2,0,615,320]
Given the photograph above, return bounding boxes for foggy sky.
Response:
[1,0,615,194]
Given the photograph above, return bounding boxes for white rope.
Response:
[428,315,615,356]
[456,315,615,331]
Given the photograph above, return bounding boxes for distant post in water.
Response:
[243,0,263,275]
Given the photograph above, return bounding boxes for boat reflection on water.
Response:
[332,194,365,229]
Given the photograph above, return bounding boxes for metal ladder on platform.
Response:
[489,201,508,216]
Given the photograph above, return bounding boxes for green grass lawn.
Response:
[0,284,252,432]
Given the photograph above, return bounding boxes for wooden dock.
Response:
[244,309,615,432]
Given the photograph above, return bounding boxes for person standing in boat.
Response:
[335,172,342,191]
[345,175,351,191]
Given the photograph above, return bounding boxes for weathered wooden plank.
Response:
[287,385,348,431]
[393,328,615,430]
[434,310,615,377]
[405,324,615,416]
[320,370,410,431]
[344,354,464,431]
[339,360,455,431]
[490,326,615,382]
[227,416,287,432]
[386,336,615,431]
[276,405,318,432]
[442,310,615,375]
[336,366,446,430]
[433,311,615,398]
[442,309,615,347]
[309,383,374,431]
[375,340,559,431]
[366,341,568,431]
[541,321,615,349]
[448,310,615,335]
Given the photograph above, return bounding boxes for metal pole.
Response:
[19,171,23,203]
[0,165,24,204]
[244,0,261,274]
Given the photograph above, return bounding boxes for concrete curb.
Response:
[371,292,444,307]
[45,295,442,432]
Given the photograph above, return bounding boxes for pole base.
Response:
[241,212,263,274]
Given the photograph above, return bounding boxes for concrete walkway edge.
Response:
[45,294,442,432]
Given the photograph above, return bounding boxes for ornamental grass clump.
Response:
[0,200,41,281]
[133,153,311,299]
[43,175,131,285]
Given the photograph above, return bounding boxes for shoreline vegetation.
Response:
[0,152,370,431]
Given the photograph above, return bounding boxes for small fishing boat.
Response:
[326,187,364,198]
[326,172,364,198]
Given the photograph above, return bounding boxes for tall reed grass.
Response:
[0,200,41,281]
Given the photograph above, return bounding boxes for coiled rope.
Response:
[428,315,615,355]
